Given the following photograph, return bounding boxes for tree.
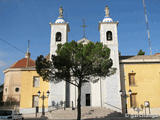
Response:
[119,51,121,56]
[0,84,3,103]
[137,49,145,55]
[4,97,19,107]
[36,41,116,120]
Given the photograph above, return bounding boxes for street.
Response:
[24,117,48,120]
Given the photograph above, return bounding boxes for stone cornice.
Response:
[120,59,160,64]
[98,21,119,31]
[49,22,70,32]
[3,67,36,73]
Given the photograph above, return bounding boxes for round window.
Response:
[15,88,19,92]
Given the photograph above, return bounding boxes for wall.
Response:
[3,70,22,102]
[99,22,122,112]
[20,70,49,114]
[123,63,160,115]
[48,81,66,107]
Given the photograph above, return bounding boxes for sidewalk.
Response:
[23,107,160,120]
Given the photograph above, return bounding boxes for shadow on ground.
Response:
[25,116,48,120]
[83,111,160,120]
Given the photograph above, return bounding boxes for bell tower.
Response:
[99,5,122,111]
[50,6,70,56]
[49,6,70,107]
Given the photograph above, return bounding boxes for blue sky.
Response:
[0,0,160,84]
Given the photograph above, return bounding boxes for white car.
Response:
[0,109,24,120]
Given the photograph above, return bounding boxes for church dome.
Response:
[102,6,113,22]
[102,17,113,22]
[55,18,65,23]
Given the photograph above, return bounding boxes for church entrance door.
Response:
[86,94,90,106]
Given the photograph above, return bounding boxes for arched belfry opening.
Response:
[106,31,112,41]
[56,32,62,42]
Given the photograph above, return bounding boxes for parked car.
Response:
[0,109,24,120]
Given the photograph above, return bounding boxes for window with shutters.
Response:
[129,73,136,86]
[33,76,40,87]
[130,93,137,108]
[32,95,39,107]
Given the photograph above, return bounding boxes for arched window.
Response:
[106,31,112,41]
[56,32,62,42]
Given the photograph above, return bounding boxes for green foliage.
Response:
[36,55,52,81]
[2,97,20,107]
[0,84,3,102]
[119,51,121,56]
[36,41,116,120]
[137,49,145,55]
[36,41,115,85]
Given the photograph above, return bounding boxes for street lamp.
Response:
[119,89,132,114]
[128,89,132,95]
[37,90,50,117]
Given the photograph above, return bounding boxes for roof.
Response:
[102,17,113,22]
[77,37,91,44]
[119,56,134,60]
[10,58,35,68]
[120,55,160,64]
[55,17,65,23]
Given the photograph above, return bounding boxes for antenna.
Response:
[26,40,30,67]
[142,0,152,55]
[27,40,30,53]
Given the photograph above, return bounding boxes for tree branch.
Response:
[65,79,78,87]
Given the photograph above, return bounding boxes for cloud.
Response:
[0,60,6,68]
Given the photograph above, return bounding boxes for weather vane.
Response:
[81,19,87,38]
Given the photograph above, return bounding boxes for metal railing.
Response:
[48,100,75,112]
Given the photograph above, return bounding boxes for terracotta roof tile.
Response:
[10,58,35,68]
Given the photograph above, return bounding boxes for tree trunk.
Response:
[77,83,81,120]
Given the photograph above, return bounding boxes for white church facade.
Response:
[48,6,122,112]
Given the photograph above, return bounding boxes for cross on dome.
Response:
[81,19,87,38]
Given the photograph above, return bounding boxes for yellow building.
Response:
[3,49,160,115]
[3,52,49,114]
[120,55,160,115]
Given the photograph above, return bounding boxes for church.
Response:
[48,6,122,112]
[2,5,160,115]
